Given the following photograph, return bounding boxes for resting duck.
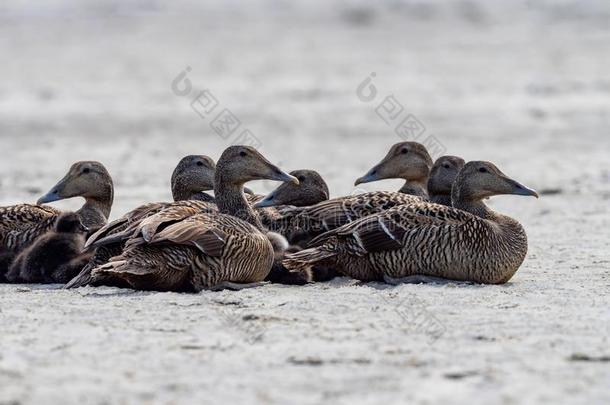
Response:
[172,155,255,202]
[6,213,89,283]
[283,161,538,284]
[67,165,328,288]
[427,155,466,206]
[255,170,329,208]
[171,155,217,202]
[254,169,330,284]
[65,154,219,288]
[0,161,113,277]
[254,190,422,248]
[354,142,433,198]
[254,169,329,231]
[38,161,114,232]
[74,146,299,292]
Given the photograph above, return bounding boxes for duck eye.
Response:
[196,161,204,166]
[442,164,451,169]
[401,148,408,154]
[239,151,247,157]
[478,167,488,173]
[298,176,306,182]
[82,168,90,174]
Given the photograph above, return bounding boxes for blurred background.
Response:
[1,0,609,215]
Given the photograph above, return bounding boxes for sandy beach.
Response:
[0,1,609,404]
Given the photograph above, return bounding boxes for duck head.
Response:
[452,161,539,203]
[215,145,299,187]
[355,141,433,186]
[171,155,216,200]
[427,155,466,196]
[37,161,114,205]
[254,169,329,208]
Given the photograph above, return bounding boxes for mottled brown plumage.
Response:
[427,155,466,206]
[283,162,538,284]
[0,162,113,277]
[354,142,433,199]
[254,170,330,284]
[65,155,219,288]
[255,190,423,247]
[6,213,88,283]
[81,146,299,292]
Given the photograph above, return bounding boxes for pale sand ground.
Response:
[0,1,609,404]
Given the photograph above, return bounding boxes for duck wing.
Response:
[0,204,61,252]
[268,191,421,242]
[309,201,474,255]
[90,212,270,292]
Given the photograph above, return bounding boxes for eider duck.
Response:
[171,154,256,202]
[67,167,327,288]
[37,161,114,232]
[283,161,538,284]
[0,161,113,277]
[254,169,330,284]
[171,155,217,202]
[253,190,422,248]
[6,212,89,283]
[65,154,219,288]
[354,142,433,199]
[255,170,330,208]
[76,146,299,292]
[427,155,466,206]
[254,169,330,235]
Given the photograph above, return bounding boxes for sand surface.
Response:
[0,1,609,404]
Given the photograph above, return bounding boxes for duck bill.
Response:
[253,193,277,208]
[243,186,255,195]
[264,163,299,185]
[505,177,539,198]
[354,164,382,186]
[37,176,70,204]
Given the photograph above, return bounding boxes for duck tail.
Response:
[86,260,136,289]
[63,262,96,288]
[282,247,336,271]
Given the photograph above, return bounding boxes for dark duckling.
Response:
[6,213,89,283]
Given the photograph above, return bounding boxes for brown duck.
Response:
[427,155,466,206]
[0,161,113,278]
[76,146,299,292]
[65,154,219,288]
[355,142,433,198]
[283,161,538,284]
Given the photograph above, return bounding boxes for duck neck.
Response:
[429,193,452,207]
[78,190,113,228]
[451,185,494,219]
[399,179,429,199]
[172,178,198,202]
[215,173,262,229]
